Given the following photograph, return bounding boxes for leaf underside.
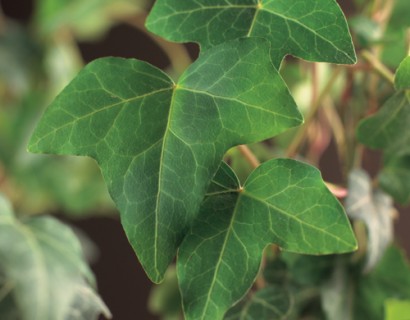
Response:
[146,0,357,67]
[28,38,302,282]
[0,196,110,320]
[178,159,357,320]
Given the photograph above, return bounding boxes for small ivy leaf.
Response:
[357,91,410,204]
[0,195,110,320]
[28,37,302,283]
[395,56,410,90]
[146,0,357,67]
[177,159,357,320]
[345,169,394,272]
[224,286,292,320]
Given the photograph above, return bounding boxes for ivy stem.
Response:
[286,67,342,158]
[124,13,192,77]
[237,145,260,168]
[361,50,395,85]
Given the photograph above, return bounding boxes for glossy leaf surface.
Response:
[178,160,357,320]
[146,0,356,66]
[28,38,302,282]
[0,195,110,320]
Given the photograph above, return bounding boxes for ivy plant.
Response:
[0,0,405,318]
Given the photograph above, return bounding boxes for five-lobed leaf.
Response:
[177,159,357,320]
[0,195,110,320]
[146,0,357,67]
[28,37,302,282]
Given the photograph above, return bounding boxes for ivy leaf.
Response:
[224,286,292,320]
[146,0,356,67]
[28,37,302,282]
[177,160,357,320]
[357,62,410,204]
[0,195,111,320]
[395,56,410,90]
[345,169,394,272]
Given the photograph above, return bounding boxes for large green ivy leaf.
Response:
[0,195,110,320]
[146,0,356,67]
[177,160,356,320]
[28,38,302,282]
[357,56,410,204]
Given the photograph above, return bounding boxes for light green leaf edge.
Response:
[395,56,410,90]
[146,0,357,67]
[178,159,357,320]
[0,195,110,320]
[28,37,302,282]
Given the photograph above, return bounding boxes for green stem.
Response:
[125,13,192,77]
[361,50,395,85]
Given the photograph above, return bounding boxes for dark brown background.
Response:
[0,1,408,319]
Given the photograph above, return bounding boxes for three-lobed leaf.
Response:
[0,195,110,320]
[146,0,357,67]
[177,160,357,320]
[28,37,302,282]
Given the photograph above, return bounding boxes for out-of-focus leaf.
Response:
[385,299,410,320]
[224,286,292,320]
[321,259,351,320]
[395,56,410,90]
[345,169,394,272]
[357,56,410,204]
[148,266,182,320]
[349,16,382,48]
[381,0,410,68]
[35,0,150,40]
[353,246,410,320]
[0,195,111,320]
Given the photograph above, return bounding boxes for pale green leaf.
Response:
[395,56,410,90]
[35,0,149,40]
[0,195,110,320]
[385,299,410,320]
[146,0,356,66]
[177,159,356,320]
[224,286,292,320]
[28,38,302,282]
